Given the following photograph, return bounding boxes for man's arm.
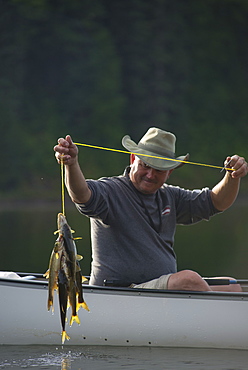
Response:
[211,155,248,211]
[54,135,91,204]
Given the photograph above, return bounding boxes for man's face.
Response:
[129,155,173,194]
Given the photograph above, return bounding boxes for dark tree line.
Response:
[1,0,248,200]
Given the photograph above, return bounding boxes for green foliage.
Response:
[1,0,248,199]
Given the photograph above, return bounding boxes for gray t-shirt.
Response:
[76,168,220,286]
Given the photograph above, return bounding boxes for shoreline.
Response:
[0,199,76,212]
[1,194,248,211]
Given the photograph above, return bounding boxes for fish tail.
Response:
[82,302,90,312]
[47,299,54,312]
[61,330,70,344]
[70,314,80,326]
[77,301,90,312]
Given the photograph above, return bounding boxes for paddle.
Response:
[203,278,248,286]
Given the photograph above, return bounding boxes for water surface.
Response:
[1,345,248,369]
[1,201,248,278]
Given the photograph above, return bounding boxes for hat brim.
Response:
[122,135,189,170]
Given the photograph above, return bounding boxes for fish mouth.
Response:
[57,213,67,228]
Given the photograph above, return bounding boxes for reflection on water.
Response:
[61,356,71,370]
[175,201,248,278]
[0,206,92,277]
[1,345,248,370]
[0,201,248,278]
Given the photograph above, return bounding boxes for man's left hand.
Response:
[225,155,248,179]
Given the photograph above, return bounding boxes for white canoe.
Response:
[1,272,248,349]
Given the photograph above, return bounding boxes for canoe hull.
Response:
[1,275,248,348]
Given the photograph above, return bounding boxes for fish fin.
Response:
[76,264,81,273]
[61,331,70,344]
[81,276,88,283]
[73,237,82,241]
[54,229,60,235]
[70,314,80,326]
[76,254,83,261]
[54,240,62,253]
[43,270,49,278]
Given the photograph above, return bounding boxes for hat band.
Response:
[137,143,175,159]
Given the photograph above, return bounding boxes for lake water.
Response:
[1,199,248,278]
[1,345,248,369]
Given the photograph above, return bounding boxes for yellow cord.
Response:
[74,142,234,171]
[60,142,234,214]
[61,158,65,216]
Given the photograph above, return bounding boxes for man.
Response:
[54,127,248,291]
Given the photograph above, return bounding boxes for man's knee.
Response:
[168,270,210,291]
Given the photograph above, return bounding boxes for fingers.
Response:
[54,135,78,165]
[53,139,68,164]
[225,155,248,179]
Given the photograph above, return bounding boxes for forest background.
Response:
[1,0,248,276]
[1,0,248,201]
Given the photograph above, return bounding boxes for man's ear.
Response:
[168,169,174,178]
[130,153,136,164]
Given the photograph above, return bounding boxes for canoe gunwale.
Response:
[1,272,248,302]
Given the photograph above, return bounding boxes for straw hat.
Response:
[122,127,189,170]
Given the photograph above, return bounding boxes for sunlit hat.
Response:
[122,127,189,170]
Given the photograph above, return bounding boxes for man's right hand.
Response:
[54,135,78,166]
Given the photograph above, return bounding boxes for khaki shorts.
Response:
[131,274,172,290]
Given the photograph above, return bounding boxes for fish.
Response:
[76,261,90,312]
[44,212,89,343]
[44,235,64,312]
[58,265,70,343]
[59,215,81,326]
